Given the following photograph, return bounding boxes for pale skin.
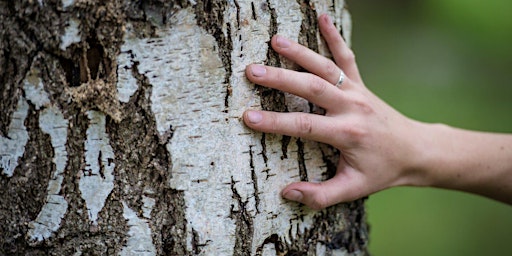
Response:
[242,14,512,210]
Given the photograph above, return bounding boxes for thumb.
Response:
[281,172,365,210]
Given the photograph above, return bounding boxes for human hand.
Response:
[243,14,428,210]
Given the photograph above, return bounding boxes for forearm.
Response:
[413,122,512,204]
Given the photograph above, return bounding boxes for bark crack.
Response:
[259,0,286,113]
[194,0,233,112]
[260,133,268,165]
[321,146,338,180]
[230,176,254,255]
[297,0,319,51]
[281,135,291,159]
[234,0,241,28]
[251,2,257,20]
[0,2,38,137]
[107,44,188,255]
[255,233,284,256]
[296,138,308,181]
[249,145,261,213]
[98,150,105,179]
[191,228,210,254]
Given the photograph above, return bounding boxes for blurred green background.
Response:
[346,0,512,255]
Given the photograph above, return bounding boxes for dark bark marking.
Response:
[297,0,319,51]
[230,176,254,255]
[64,35,121,122]
[296,138,308,181]
[262,167,275,180]
[285,201,369,255]
[249,146,261,213]
[255,233,284,256]
[234,0,241,28]
[191,228,210,254]
[56,108,126,256]
[138,0,183,26]
[59,56,81,88]
[98,150,105,179]
[0,104,53,255]
[194,0,233,112]
[84,37,110,82]
[251,2,257,20]
[320,145,338,180]
[52,0,125,124]
[0,1,39,137]
[328,199,369,253]
[260,133,268,165]
[107,50,189,255]
[259,0,287,113]
[160,189,188,256]
[281,135,291,159]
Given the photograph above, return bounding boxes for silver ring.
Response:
[335,70,345,88]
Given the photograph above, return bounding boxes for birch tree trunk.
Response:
[0,0,368,255]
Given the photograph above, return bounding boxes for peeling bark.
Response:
[0,0,367,255]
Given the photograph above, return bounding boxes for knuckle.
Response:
[325,62,339,78]
[307,76,328,98]
[339,121,368,145]
[268,113,280,133]
[291,45,303,57]
[345,48,356,62]
[309,192,329,210]
[295,114,314,136]
[274,68,285,83]
[352,95,374,115]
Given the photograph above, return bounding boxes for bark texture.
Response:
[0,0,368,255]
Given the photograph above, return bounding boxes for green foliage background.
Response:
[347,0,512,255]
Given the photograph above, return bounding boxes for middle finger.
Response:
[271,35,344,85]
[246,64,346,111]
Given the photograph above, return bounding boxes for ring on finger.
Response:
[335,69,345,88]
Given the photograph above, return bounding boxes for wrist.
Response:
[396,120,445,188]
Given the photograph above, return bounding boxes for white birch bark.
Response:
[0,0,368,255]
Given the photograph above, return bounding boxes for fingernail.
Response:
[246,110,263,124]
[276,35,291,48]
[283,190,303,202]
[250,64,266,77]
[320,14,333,27]
[324,14,332,25]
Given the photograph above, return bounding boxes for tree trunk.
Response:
[0,0,368,255]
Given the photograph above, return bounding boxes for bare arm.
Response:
[416,123,512,204]
[242,14,512,209]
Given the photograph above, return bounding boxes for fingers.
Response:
[281,168,366,210]
[318,14,362,83]
[243,110,342,145]
[246,64,345,111]
[268,14,362,85]
[271,35,343,86]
